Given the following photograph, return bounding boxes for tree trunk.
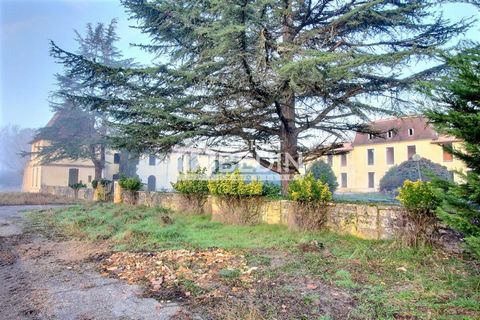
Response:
[92,145,105,181]
[279,0,298,196]
[94,164,102,181]
[279,91,298,196]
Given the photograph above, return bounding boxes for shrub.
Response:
[208,169,263,225]
[172,168,209,214]
[91,179,111,189]
[380,158,452,193]
[119,176,143,191]
[69,182,87,200]
[308,160,338,193]
[397,180,442,246]
[172,168,209,195]
[208,169,263,197]
[69,182,87,190]
[288,173,332,203]
[92,179,112,202]
[119,176,143,205]
[262,182,281,198]
[288,173,332,230]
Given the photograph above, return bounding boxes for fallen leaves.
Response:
[100,249,255,300]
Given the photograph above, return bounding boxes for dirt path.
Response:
[0,206,183,320]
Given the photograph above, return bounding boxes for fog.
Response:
[0,125,36,191]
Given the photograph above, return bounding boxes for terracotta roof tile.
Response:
[353,116,438,146]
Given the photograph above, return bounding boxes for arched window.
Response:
[147,175,156,192]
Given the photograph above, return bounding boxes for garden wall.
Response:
[40,186,94,201]
[119,188,404,240]
[42,184,404,240]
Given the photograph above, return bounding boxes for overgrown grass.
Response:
[28,203,480,319]
[0,192,79,205]
[30,203,317,250]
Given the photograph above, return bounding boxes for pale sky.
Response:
[1,0,479,129]
[0,0,153,129]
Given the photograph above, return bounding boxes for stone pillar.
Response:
[113,181,123,204]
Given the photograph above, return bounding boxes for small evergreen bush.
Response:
[91,179,111,189]
[288,173,332,203]
[118,176,143,191]
[380,158,451,193]
[308,160,338,193]
[69,182,86,200]
[172,168,209,195]
[208,169,263,225]
[69,182,87,190]
[172,168,209,214]
[119,176,143,205]
[208,169,263,197]
[262,182,281,198]
[288,173,332,230]
[397,180,442,246]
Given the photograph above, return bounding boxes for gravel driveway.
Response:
[0,205,183,320]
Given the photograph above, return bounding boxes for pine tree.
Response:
[34,19,134,180]
[423,48,480,257]
[49,0,479,194]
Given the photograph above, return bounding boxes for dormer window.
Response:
[368,133,374,140]
[387,130,393,139]
[408,128,414,136]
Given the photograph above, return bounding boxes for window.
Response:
[189,154,198,171]
[368,172,375,188]
[177,155,184,173]
[368,133,374,140]
[112,173,119,180]
[443,143,453,162]
[213,159,220,173]
[327,155,333,166]
[68,168,79,186]
[147,175,156,192]
[386,147,395,165]
[367,149,374,165]
[113,153,121,164]
[341,173,348,188]
[32,168,35,187]
[88,175,92,183]
[407,145,416,160]
[449,170,455,181]
[340,154,347,167]
[408,128,414,136]
[387,130,393,139]
[149,154,156,166]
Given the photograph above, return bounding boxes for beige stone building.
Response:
[324,116,466,193]
[22,139,97,192]
[22,115,268,193]
[22,115,119,192]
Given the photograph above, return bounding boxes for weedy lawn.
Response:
[29,204,480,320]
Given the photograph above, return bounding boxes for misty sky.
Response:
[1,0,479,130]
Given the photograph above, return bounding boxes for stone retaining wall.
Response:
[40,185,405,240]
[40,186,94,201]
[117,188,404,240]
